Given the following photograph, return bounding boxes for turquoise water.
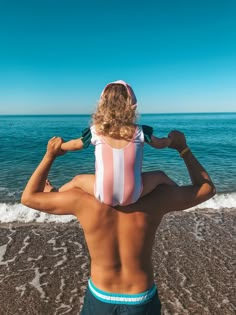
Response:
[0,113,236,205]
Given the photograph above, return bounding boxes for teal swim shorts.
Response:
[80,279,161,315]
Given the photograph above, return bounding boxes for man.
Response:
[21,130,215,315]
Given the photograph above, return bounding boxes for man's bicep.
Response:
[156,184,206,213]
[23,191,79,216]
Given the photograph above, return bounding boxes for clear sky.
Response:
[0,0,235,114]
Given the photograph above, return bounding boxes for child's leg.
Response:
[141,171,177,197]
[59,174,95,196]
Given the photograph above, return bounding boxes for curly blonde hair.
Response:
[92,83,137,140]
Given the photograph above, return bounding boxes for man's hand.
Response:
[46,137,66,159]
[168,130,187,153]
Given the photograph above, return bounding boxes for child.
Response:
[59,80,176,206]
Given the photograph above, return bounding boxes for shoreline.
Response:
[0,209,235,314]
[1,196,236,224]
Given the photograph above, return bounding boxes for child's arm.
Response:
[61,127,92,151]
[142,125,171,149]
[61,138,84,151]
[148,135,172,149]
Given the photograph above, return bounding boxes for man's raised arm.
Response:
[155,130,216,213]
[21,137,84,216]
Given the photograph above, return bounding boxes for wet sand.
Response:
[0,208,235,315]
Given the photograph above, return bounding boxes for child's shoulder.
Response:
[136,124,153,143]
[81,126,93,148]
[139,124,153,132]
[135,124,153,133]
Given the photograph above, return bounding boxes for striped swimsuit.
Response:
[81,125,153,206]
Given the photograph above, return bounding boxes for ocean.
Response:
[0,113,235,314]
[0,112,236,222]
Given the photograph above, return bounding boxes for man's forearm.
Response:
[22,153,54,201]
[181,148,215,193]
[159,130,216,212]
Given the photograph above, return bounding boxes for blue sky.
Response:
[0,0,235,114]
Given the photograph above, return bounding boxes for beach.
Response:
[0,113,236,314]
[0,208,235,315]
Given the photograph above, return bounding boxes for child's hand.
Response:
[60,142,68,152]
[166,137,172,147]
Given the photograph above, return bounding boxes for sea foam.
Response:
[0,193,235,223]
[0,203,75,223]
[187,192,236,211]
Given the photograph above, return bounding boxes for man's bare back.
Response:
[78,191,164,294]
[21,131,215,314]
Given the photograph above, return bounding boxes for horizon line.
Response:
[0,111,235,116]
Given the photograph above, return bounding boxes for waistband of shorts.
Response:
[88,279,157,305]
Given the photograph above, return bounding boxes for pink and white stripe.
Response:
[92,126,144,206]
